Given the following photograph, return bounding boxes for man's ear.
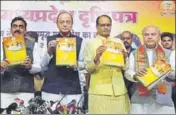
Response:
[96,25,98,29]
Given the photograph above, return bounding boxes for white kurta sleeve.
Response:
[78,39,87,70]
[29,42,42,74]
[124,52,138,82]
[167,50,175,80]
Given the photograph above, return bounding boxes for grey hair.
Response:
[142,25,161,35]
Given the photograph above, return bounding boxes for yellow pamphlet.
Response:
[56,38,76,66]
[101,39,125,67]
[136,60,173,90]
[2,36,27,66]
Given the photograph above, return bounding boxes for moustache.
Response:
[14,30,21,34]
[124,41,129,45]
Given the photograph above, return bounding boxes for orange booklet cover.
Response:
[56,38,77,66]
[101,39,125,67]
[2,36,27,66]
[136,60,172,90]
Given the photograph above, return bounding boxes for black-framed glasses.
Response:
[59,20,72,25]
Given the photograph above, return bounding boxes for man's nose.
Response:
[124,38,128,41]
[147,35,153,39]
[63,22,68,26]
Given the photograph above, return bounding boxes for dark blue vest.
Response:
[42,33,83,94]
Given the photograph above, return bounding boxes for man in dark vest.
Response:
[0,17,41,108]
[41,11,84,108]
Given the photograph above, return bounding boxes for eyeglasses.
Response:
[121,37,131,40]
[12,24,25,29]
[59,20,72,25]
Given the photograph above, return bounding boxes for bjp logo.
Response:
[160,0,175,16]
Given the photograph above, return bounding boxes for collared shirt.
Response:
[169,50,175,71]
[59,32,71,37]
[162,48,173,62]
[168,50,175,82]
[128,47,135,57]
[125,45,158,81]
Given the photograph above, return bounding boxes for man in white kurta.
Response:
[125,25,175,114]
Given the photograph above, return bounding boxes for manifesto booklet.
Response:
[136,60,173,90]
[101,39,125,67]
[2,36,27,66]
[56,38,76,66]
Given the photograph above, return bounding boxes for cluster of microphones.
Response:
[0,96,85,114]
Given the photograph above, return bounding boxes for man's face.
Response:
[57,13,73,34]
[143,27,160,48]
[97,16,111,38]
[121,32,133,48]
[161,36,173,49]
[11,20,26,37]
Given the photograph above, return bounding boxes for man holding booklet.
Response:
[84,15,130,114]
[125,25,175,114]
[40,11,84,108]
[0,17,42,108]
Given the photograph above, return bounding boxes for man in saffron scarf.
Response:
[125,25,175,114]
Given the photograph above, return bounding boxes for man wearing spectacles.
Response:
[40,11,85,109]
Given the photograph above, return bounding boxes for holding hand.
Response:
[0,59,9,71]
[134,69,147,81]
[94,45,107,65]
[23,56,32,70]
[48,40,57,56]
[67,64,78,71]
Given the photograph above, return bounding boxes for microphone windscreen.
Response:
[8,103,18,110]
[6,103,18,114]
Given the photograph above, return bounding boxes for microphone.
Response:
[82,86,88,113]
[26,96,48,114]
[15,98,24,105]
[47,101,60,114]
[67,99,76,114]
[56,99,77,114]
[6,103,18,114]
[14,98,26,114]
[76,94,84,114]
[0,108,6,114]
